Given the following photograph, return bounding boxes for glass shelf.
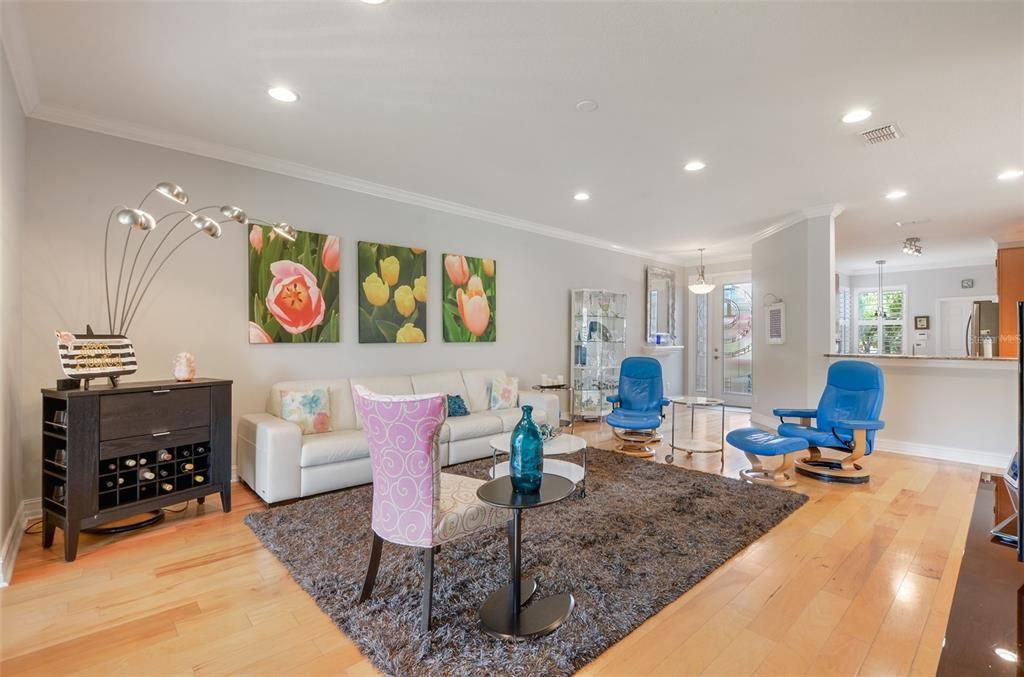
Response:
[570,289,626,420]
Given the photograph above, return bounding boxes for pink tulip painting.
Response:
[248,227,339,343]
[442,253,495,342]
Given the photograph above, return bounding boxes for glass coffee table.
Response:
[489,432,588,496]
[666,396,726,469]
[476,473,576,640]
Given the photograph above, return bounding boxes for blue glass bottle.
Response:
[510,405,543,493]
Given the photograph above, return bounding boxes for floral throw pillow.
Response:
[489,376,518,410]
[447,394,470,417]
[281,389,332,434]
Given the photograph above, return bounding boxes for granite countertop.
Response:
[825,353,1015,362]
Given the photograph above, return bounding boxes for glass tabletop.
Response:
[476,474,576,509]
[670,395,725,406]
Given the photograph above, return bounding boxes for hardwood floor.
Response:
[1,410,981,676]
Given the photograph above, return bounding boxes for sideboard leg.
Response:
[220,488,232,513]
[196,496,206,505]
[42,514,56,548]
[63,522,80,562]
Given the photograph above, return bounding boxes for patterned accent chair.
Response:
[352,385,510,633]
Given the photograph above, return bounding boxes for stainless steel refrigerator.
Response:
[965,300,999,357]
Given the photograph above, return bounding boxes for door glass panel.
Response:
[694,294,708,393]
[722,283,753,395]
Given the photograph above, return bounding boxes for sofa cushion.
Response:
[412,371,468,401]
[461,369,507,413]
[349,376,415,429]
[490,407,548,432]
[267,379,356,431]
[443,412,502,442]
[300,430,370,468]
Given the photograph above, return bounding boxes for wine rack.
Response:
[40,379,232,561]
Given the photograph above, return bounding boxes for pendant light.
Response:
[688,248,715,295]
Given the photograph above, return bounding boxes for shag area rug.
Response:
[245,448,807,676]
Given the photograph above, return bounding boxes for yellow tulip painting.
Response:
[358,241,428,343]
[442,253,496,342]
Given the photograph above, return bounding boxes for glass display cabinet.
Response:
[570,289,627,420]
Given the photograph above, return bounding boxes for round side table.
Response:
[667,396,726,469]
[489,432,588,496]
[476,474,576,640]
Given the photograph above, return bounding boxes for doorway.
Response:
[690,272,753,407]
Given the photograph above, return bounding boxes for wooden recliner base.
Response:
[612,428,661,457]
[794,444,870,484]
[739,451,797,488]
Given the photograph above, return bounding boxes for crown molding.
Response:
[29,103,681,265]
[843,256,995,277]
[0,1,39,115]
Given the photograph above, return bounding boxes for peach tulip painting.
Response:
[248,227,339,343]
[358,241,428,343]
[442,253,496,342]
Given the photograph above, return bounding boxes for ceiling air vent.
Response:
[860,123,903,145]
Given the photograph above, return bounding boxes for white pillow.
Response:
[489,376,519,410]
[281,389,332,434]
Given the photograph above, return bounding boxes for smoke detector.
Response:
[860,123,903,145]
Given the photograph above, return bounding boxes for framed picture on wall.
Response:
[357,241,428,343]
[442,254,496,342]
[914,315,930,330]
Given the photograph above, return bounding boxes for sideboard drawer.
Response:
[100,387,210,440]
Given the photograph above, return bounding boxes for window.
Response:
[854,287,906,354]
[836,287,851,353]
[694,294,708,393]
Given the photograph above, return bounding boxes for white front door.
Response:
[690,271,753,407]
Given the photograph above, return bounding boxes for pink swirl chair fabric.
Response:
[352,385,507,548]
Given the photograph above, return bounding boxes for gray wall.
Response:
[848,264,996,355]
[751,214,834,421]
[1,46,25,557]
[19,120,684,495]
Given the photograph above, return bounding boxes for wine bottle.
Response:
[158,468,171,478]
[179,462,194,473]
[194,445,207,455]
[101,478,116,490]
[138,457,148,466]
[140,469,156,481]
[160,482,174,493]
[118,476,126,485]
[193,474,205,484]
[105,461,117,473]
[52,485,65,502]
[123,458,137,468]
[179,448,192,458]
[158,450,173,462]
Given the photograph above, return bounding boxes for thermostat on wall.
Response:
[766,302,785,344]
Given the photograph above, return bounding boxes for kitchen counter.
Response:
[826,352,1013,362]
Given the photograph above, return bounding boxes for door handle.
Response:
[152,431,171,437]
[152,389,171,394]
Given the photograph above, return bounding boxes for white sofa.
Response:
[236,369,559,504]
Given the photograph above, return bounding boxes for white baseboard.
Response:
[746,411,1004,470]
[0,498,41,588]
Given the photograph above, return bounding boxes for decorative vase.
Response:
[510,405,543,493]
[172,352,196,381]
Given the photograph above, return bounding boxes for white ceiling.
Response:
[5,1,1023,271]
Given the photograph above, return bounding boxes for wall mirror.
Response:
[645,265,678,345]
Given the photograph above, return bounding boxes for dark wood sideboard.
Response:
[40,378,232,561]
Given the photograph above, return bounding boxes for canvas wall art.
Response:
[248,226,340,343]
[358,241,428,343]
[442,254,496,342]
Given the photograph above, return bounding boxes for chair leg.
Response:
[420,546,435,633]
[357,532,383,604]
[794,430,871,483]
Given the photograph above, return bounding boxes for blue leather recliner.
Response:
[606,356,670,457]
[774,360,885,483]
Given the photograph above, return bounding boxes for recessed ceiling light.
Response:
[842,108,872,124]
[360,0,388,4]
[573,192,590,201]
[684,161,706,172]
[998,168,1023,181]
[576,100,599,113]
[886,189,907,200]
[267,87,299,103]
